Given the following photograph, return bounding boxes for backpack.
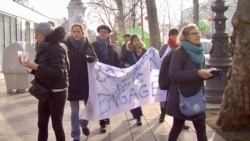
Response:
[158,49,174,90]
[158,48,187,90]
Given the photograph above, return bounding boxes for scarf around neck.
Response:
[69,36,86,48]
[181,41,204,64]
[168,38,179,48]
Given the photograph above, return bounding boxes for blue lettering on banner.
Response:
[129,88,139,103]
[94,48,164,116]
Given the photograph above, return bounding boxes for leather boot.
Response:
[159,108,165,123]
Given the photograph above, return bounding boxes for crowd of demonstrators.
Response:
[91,25,122,133]
[21,22,69,141]
[167,23,211,141]
[120,34,147,126]
[20,20,211,140]
[158,29,189,129]
[65,23,97,141]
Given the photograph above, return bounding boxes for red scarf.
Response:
[168,38,179,48]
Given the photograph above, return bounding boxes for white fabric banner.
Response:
[80,47,167,121]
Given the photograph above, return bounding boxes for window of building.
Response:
[16,18,22,41]
[4,15,11,47]
[25,21,30,43]
[10,16,17,43]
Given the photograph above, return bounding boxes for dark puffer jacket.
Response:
[31,27,69,90]
[65,37,97,101]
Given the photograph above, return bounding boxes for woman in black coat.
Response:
[22,22,69,141]
[65,23,97,141]
[167,23,213,141]
[120,34,146,126]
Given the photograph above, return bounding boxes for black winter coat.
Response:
[65,37,97,101]
[31,27,69,90]
[120,48,147,67]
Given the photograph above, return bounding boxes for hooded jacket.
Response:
[31,27,69,90]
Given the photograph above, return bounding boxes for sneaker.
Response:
[136,117,142,126]
[100,126,106,133]
[183,124,189,130]
[81,127,90,136]
[73,139,79,141]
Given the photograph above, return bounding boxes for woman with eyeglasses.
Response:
[167,23,213,141]
[120,34,146,126]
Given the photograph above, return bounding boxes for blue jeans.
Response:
[70,101,88,140]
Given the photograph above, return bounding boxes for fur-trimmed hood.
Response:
[44,26,66,44]
[126,40,146,51]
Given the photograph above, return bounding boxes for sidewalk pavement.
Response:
[0,74,226,141]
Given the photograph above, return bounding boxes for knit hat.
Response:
[35,22,54,36]
[168,29,179,37]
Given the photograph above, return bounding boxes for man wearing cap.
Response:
[92,25,121,133]
[121,34,131,57]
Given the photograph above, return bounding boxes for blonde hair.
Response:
[177,23,199,44]
[71,23,85,33]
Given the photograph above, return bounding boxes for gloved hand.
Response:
[208,68,224,80]
[86,55,96,63]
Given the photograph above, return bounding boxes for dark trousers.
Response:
[37,91,67,141]
[99,118,109,128]
[130,107,143,119]
[168,117,207,141]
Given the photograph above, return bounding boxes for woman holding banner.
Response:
[120,34,146,126]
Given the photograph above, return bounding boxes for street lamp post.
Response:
[204,0,232,104]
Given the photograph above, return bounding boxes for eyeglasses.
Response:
[188,32,201,36]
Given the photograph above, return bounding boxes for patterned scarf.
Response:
[181,41,204,64]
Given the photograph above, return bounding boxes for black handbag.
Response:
[29,79,50,102]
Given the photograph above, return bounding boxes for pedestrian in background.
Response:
[121,34,131,56]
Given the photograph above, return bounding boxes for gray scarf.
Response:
[69,36,86,48]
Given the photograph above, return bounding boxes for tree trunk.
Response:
[145,0,161,50]
[217,0,250,130]
[114,0,126,34]
[193,0,199,25]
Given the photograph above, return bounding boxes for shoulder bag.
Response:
[29,79,50,102]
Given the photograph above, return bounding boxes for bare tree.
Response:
[88,0,141,34]
[193,0,199,25]
[217,0,250,130]
[13,0,29,6]
[145,0,161,50]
